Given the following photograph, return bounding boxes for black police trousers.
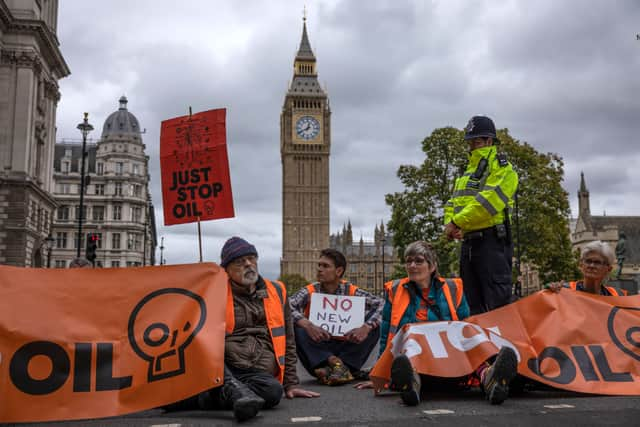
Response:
[460,228,513,315]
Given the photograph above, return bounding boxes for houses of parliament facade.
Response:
[280,18,397,293]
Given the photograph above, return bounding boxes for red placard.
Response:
[160,108,234,225]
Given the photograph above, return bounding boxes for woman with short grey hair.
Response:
[548,240,626,296]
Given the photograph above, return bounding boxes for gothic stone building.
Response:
[330,220,399,295]
[0,0,69,266]
[49,97,157,268]
[572,172,640,293]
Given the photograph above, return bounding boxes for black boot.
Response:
[222,366,265,422]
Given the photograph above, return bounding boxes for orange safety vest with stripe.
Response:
[563,281,628,296]
[225,278,287,383]
[303,280,358,318]
[385,277,464,347]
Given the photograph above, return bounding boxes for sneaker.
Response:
[390,354,421,406]
[314,366,332,385]
[482,347,518,405]
[326,361,354,386]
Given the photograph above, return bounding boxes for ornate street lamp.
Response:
[42,234,55,268]
[76,112,93,257]
[159,236,165,265]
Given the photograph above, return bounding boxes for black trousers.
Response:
[294,324,379,375]
[163,365,283,412]
[460,229,513,315]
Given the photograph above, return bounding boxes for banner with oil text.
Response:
[0,263,227,422]
[371,290,640,395]
[160,108,235,225]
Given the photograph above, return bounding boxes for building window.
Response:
[97,163,104,175]
[127,233,134,250]
[133,164,140,175]
[55,260,67,268]
[134,234,142,251]
[57,205,70,220]
[74,205,86,220]
[115,182,123,196]
[73,232,85,249]
[111,260,120,268]
[95,184,105,195]
[94,232,103,249]
[112,233,121,249]
[93,206,105,221]
[55,232,67,249]
[113,204,122,220]
[132,206,142,223]
[62,183,71,194]
[133,184,142,197]
[62,161,70,174]
[116,162,124,175]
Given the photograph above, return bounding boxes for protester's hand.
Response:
[344,324,371,344]
[305,322,331,342]
[354,380,373,390]
[286,386,320,399]
[547,282,563,293]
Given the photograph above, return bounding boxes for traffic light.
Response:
[86,233,99,264]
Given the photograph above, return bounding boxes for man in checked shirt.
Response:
[290,248,383,385]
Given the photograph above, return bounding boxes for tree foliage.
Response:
[278,273,309,294]
[386,126,580,283]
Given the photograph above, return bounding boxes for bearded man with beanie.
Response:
[164,237,318,421]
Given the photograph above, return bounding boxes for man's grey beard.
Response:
[240,267,259,286]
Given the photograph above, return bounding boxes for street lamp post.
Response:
[76,112,93,258]
[159,236,165,265]
[373,254,378,295]
[381,237,386,294]
[42,234,55,268]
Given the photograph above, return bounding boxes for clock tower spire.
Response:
[280,17,331,280]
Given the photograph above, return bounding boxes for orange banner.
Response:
[160,108,235,225]
[0,263,227,422]
[371,290,640,395]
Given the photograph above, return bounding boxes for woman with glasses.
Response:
[356,241,518,407]
[548,240,627,296]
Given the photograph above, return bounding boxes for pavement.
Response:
[11,351,640,427]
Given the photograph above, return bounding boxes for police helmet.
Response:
[464,115,500,143]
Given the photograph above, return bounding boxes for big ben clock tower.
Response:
[280,17,331,280]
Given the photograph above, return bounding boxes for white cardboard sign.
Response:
[308,292,365,336]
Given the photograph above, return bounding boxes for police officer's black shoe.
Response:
[390,354,421,406]
[482,347,517,405]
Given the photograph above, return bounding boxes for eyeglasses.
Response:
[230,255,258,267]
[405,257,428,266]
[582,258,606,267]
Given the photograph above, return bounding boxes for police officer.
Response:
[444,115,518,315]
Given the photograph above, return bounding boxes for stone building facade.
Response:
[0,0,69,266]
[49,96,157,268]
[330,221,399,295]
[280,18,331,280]
[571,172,640,293]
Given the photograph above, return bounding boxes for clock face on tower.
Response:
[295,116,320,141]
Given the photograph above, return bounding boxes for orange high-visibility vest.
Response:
[564,281,627,296]
[385,277,463,350]
[303,280,358,318]
[225,279,287,383]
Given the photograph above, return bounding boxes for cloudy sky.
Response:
[55,0,640,278]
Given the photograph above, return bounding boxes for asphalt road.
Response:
[10,354,640,427]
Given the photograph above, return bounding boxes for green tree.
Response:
[278,273,309,294]
[385,126,580,284]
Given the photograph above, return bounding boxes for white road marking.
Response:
[423,409,455,415]
[149,424,182,427]
[291,416,323,422]
[543,404,575,409]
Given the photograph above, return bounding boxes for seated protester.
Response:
[290,248,383,385]
[164,237,319,421]
[356,241,518,406]
[548,240,627,296]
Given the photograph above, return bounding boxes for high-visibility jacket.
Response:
[225,279,287,383]
[303,280,358,318]
[384,277,464,350]
[563,281,628,296]
[444,145,518,232]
